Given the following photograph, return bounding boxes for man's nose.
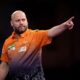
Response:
[20,20,23,24]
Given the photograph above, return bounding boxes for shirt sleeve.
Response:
[0,41,9,63]
[35,30,52,47]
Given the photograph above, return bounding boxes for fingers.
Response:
[69,16,74,21]
[66,16,74,30]
[69,26,73,30]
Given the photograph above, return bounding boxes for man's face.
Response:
[11,12,28,34]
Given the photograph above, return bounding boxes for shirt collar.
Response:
[11,29,29,39]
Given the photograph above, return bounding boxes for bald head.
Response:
[11,10,27,20]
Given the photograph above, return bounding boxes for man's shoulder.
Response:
[3,34,13,45]
[28,29,39,32]
[28,29,47,33]
[27,29,40,34]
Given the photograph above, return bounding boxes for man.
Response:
[0,10,74,80]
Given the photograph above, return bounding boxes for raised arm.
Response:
[0,62,9,80]
[48,16,74,38]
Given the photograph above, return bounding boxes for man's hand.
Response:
[63,16,74,30]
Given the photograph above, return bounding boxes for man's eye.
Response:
[22,19,25,21]
[16,20,20,22]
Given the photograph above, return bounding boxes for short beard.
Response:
[14,27,27,34]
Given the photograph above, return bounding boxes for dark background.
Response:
[0,0,80,80]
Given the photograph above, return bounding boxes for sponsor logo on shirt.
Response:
[8,44,15,50]
[18,46,27,53]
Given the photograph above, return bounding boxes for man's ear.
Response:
[10,21,13,27]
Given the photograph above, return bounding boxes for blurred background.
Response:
[0,0,80,80]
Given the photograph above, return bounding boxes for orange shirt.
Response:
[1,29,52,68]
